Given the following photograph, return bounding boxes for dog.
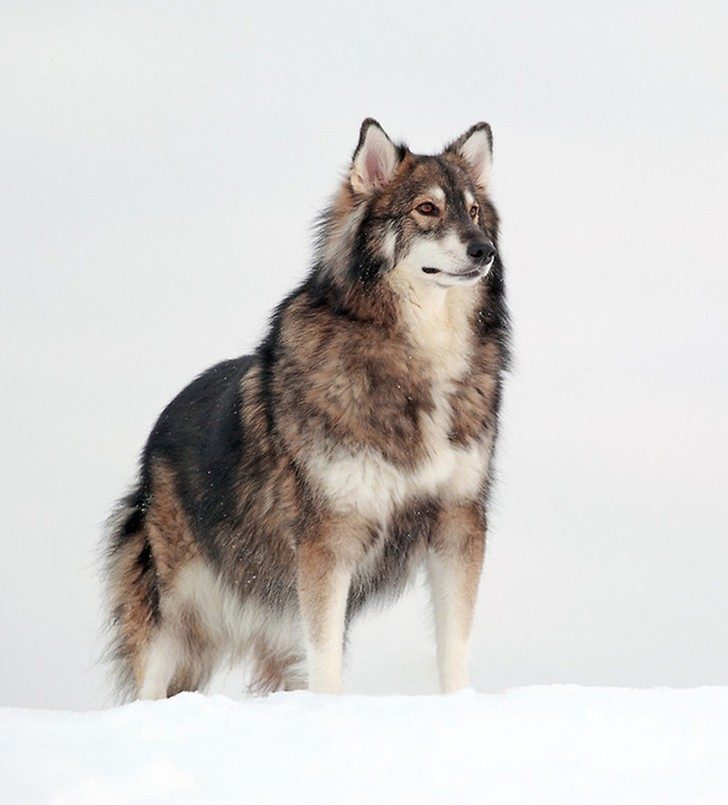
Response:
[104,119,510,699]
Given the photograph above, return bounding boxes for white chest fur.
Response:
[304,280,492,522]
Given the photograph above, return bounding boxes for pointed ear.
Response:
[350,118,401,195]
[446,122,493,190]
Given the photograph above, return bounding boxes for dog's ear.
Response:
[350,119,401,195]
[446,122,493,190]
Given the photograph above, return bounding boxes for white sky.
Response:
[1,1,727,708]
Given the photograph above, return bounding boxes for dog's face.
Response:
[348,119,497,289]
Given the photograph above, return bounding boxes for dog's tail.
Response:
[101,480,159,701]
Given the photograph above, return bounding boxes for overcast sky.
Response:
[1,1,726,709]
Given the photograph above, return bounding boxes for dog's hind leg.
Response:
[248,638,306,695]
[138,628,181,699]
[105,464,216,700]
[167,611,219,696]
[137,614,218,699]
[138,608,219,698]
[281,658,307,691]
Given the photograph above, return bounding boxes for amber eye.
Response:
[469,204,479,220]
[415,201,440,217]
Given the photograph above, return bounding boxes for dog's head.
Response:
[321,119,499,291]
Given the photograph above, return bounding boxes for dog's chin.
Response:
[421,264,489,288]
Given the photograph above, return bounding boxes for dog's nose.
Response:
[467,239,496,263]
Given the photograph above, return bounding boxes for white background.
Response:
[1,1,726,710]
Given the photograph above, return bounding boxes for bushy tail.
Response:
[102,483,160,701]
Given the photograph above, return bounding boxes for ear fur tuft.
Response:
[446,122,493,189]
[351,119,401,194]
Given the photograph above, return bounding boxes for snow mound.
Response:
[2,687,727,803]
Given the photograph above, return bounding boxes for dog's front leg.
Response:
[427,501,486,694]
[297,530,356,694]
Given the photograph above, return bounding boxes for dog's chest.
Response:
[305,295,492,521]
[309,388,488,521]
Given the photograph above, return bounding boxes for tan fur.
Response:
[249,639,305,694]
[105,525,157,692]
[146,463,203,581]
[428,502,487,692]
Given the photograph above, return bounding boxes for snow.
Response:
[2,687,727,803]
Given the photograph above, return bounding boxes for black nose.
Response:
[467,239,496,263]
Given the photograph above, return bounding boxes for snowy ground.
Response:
[2,687,727,804]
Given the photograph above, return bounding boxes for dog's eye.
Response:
[415,202,439,217]
[469,204,479,220]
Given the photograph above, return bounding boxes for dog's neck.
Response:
[387,273,478,380]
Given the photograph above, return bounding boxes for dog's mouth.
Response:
[421,266,483,280]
